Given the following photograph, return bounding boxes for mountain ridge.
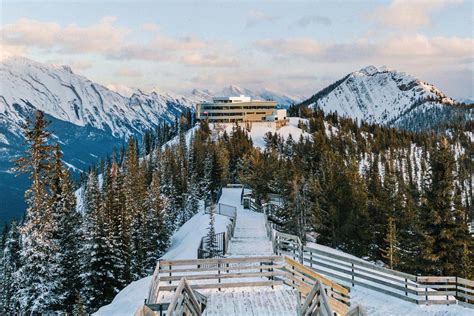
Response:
[298,65,470,131]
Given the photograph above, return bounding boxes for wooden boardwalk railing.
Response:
[262,211,474,308]
[297,279,333,316]
[142,255,350,315]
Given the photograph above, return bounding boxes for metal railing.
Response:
[198,204,237,259]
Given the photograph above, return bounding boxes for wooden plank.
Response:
[160,270,286,282]
[303,246,416,281]
[309,266,419,304]
[282,265,350,304]
[458,292,474,301]
[160,280,284,291]
[159,255,283,266]
[417,300,457,305]
[284,257,350,296]
[417,276,457,283]
[416,284,457,290]
[419,291,457,296]
[304,257,416,296]
[161,264,285,274]
[305,256,415,290]
[457,285,474,294]
[328,296,349,315]
[458,277,474,288]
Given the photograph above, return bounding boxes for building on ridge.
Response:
[196,95,287,125]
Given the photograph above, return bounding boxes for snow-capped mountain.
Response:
[0,57,194,226]
[300,66,471,130]
[190,85,303,107]
[1,56,193,138]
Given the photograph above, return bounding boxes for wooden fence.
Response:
[262,212,474,308]
[143,255,350,315]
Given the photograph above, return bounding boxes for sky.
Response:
[1,0,473,99]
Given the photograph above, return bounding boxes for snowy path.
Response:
[202,288,297,316]
[218,187,274,257]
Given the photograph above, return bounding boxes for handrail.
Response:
[166,278,205,316]
[152,255,349,314]
[262,208,474,308]
[298,280,333,316]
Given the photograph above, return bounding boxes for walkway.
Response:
[218,187,274,257]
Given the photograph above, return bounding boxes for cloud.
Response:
[255,35,473,65]
[370,0,462,30]
[182,52,239,67]
[292,15,332,28]
[0,16,128,55]
[255,38,322,59]
[115,67,143,77]
[246,10,279,28]
[0,17,239,67]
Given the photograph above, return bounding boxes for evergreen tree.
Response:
[49,147,82,313]
[421,139,471,275]
[80,170,115,312]
[13,110,60,313]
[143,173,169,273]
[0,221,21,314]
[206,208,218,257]
[382,217,399,269]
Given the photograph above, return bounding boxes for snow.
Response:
[94,210,231,315]
[309,65,456,125]
[189,84,303,107]
[219,187,274,257]
[213,117,311,149]
[0,133,9,145]
[97,188,474,315]
[306,243,473,316]
[0,56,193,139]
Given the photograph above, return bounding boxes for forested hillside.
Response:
[0,109,472,314]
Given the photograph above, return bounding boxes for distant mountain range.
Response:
[189,85,303,107]
[1,57,472,227]
[299,65,472,131]
[0,57,194,226]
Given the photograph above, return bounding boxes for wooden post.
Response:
[169,264,172,285]
[351,263,355,287]
[218,263,221,292]
[455,276,458,301]
[405,278,408,297]
[310,250,313,268]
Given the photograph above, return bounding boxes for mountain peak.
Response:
[355,65,390,76]
[300,66,461,129]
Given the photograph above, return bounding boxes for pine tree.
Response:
[13,110,61,313]
[80,170,115,312]
[421,138,468,275]
[382,217,399,269]
[0,221,21,314]
[143,173,169,273]
[206,208,218,257]
[49,149,82,313]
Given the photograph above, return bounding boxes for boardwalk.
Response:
[218,187,274,257]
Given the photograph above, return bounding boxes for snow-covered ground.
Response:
[220,187,274,257]
[306,243,473,316]
[212,117,311,149]
[94,210,231,316]
[97,187,473,316]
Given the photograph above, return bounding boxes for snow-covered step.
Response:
[202,288,298,316]
[217,187,275,257]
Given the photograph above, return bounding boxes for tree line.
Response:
[1,108,472,313]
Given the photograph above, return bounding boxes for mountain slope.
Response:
[0,56,194,226]
[190,85,302,107]
[299,66,472,131]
